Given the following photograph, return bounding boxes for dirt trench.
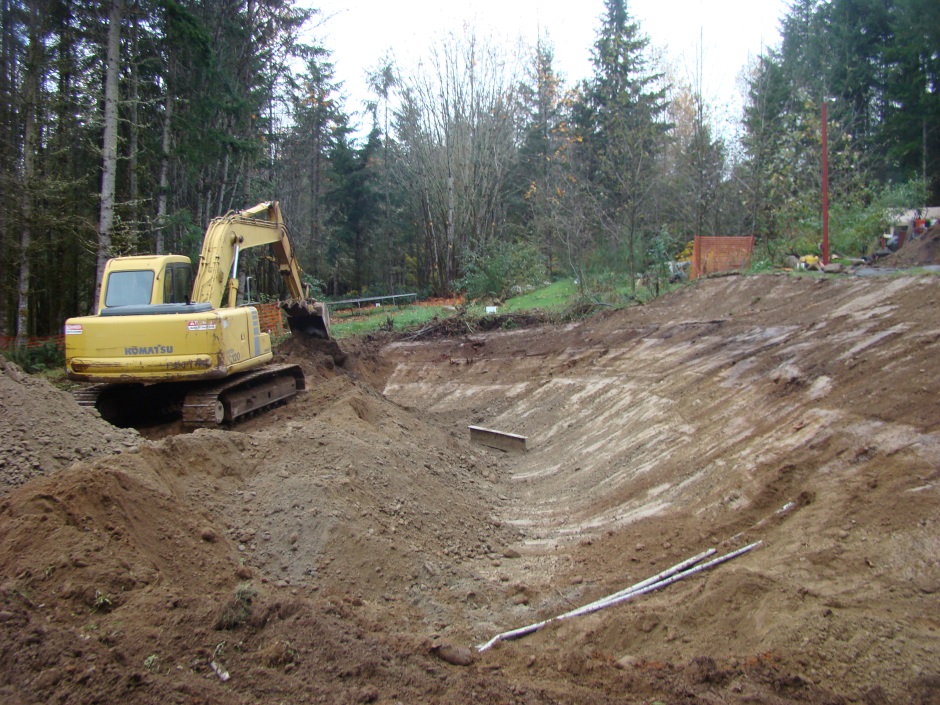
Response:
[1,273,940,704]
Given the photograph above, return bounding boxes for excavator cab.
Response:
[98,255,193,311]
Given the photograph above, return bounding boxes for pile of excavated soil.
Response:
[0,359,139,493]
[881,223,940,267]
[1,273,940,704]
[272,334,348,378]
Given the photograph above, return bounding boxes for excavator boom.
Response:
[192,202,329,338]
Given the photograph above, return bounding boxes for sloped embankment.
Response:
[381,273,940,700]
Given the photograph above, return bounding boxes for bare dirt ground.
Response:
[2,271,940,704]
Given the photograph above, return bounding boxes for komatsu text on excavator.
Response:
[65,202,330,428]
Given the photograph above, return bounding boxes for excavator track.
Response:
[71,383,169,426]
[72,385,107,409]
[181,363,305,429]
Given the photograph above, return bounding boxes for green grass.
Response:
[329,280,581,338]
[328,277,676,338]
[324,275,695,339]
[330,303,477,339]
[502,279,578,312]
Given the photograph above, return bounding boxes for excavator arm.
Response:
[193,202,302,307]
[192,202,329,338]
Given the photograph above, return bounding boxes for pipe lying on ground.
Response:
[475,548,717,653]
[476,541,763,653]
[563,548,717,620]
[578,541,763,617]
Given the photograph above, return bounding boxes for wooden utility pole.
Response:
[821,102,829,266]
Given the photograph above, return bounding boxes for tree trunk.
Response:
[0,0,16,336]
[383,94,392,293]
[216,149,229,216]
[446,173,455,288]
[127,2,139,247]
[227,152,245,213]
[422,191,440,293]
[156,86,172,254]
[924,115,928,194]
[310,137,321,257]
[94,0,123,312]
[16,0,43,351]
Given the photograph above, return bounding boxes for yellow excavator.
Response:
[65,202,330,428]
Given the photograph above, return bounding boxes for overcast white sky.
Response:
[307,0,789,135]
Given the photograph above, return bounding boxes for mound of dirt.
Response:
[1,273,940,703]
[0,359,139,493]
[272,334,347,378]
[881,222,940,267]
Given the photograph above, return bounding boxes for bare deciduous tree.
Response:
[395,29,522,293]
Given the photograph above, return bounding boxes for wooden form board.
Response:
[468,425,527,453]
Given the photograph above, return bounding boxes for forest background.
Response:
[1,0,938,340]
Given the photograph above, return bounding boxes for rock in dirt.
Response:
[431,641,475,666]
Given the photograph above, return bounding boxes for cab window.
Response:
[163,264,192,304]
[173,264,192,303]
[105,270,154,307]
[163,268,174,303]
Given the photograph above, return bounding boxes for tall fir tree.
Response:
[577,0,669,289]
[514,36,567,274]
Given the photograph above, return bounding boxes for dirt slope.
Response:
[2,273,940,704]
[0,358,139,491]
[881,222,940,267]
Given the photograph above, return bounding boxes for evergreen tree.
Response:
[577,0,669,289]
[514,36,567,275]
[326,124,379,294]
[280,45,345,289]
[883,0,940,198]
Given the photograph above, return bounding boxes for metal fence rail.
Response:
[327,293,418,313]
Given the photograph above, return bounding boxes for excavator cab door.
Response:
[163,263,194,304]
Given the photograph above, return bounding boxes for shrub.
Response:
[830,179,927,256]
[458,240,545,300]
[3,340,64,373]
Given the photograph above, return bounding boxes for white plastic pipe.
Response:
[476,541,762,653]
[567,541,762,620]
[476,549,714,652]
[477,548,715,652]
[561,548,717,620]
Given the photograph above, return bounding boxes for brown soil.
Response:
[881,223,940,267]
[0,359,139,492]
[2,273,940,704]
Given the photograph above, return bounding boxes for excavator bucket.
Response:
[281,299,331,339]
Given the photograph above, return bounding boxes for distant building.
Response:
[884,207,940,249]
[885,206,940,237]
